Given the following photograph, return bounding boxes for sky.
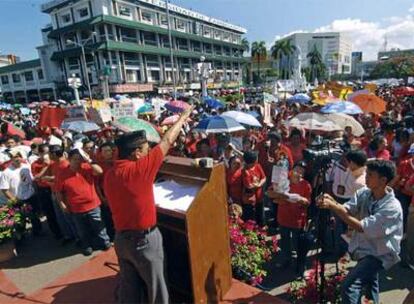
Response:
[1,0,414,61]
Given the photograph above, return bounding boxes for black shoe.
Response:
[82,247,93,256]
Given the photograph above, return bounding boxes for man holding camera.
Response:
[317,160,403,304]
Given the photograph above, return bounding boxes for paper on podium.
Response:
[154,180,201,213]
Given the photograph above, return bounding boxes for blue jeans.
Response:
[52,193,78,239]
[71,206,110,249]
[341,255,383,304]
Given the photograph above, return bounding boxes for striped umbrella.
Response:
[320,101,363,115]
[113,117,160,143]
[193,116,245,134]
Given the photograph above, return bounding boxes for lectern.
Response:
[155,156,232,303]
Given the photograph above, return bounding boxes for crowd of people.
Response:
[0,84,413,303]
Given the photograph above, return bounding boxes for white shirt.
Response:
[326,161,366,199]
[0,163,35,200]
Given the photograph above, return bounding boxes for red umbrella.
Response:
[165,100,190,113]
[393,87,414,96]
[2,122,26,139]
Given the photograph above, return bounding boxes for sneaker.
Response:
[82,247,93,256]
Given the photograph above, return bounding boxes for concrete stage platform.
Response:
[0,248,287,304]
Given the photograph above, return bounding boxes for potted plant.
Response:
[0,199,32,262]
[229,211,278,287]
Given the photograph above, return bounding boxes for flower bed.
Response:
[229,216,278,287]
[287,257,349,304]
[0,199,32,245]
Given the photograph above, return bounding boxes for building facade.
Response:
[0,54,20,68]
[0,0,247,102]
[275,32,353,75]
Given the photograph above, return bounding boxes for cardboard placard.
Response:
[65,106,87,122]
[112,102,135,118]
[88,107,112,125]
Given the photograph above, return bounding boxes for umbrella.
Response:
[247,111,260,119]
[61,120,100,133]
[320,101,363,115]
[352,94,386,115]
[393,87,414,96]
[286,113,342,132]
[1,121,26,138]
[347,89,370,101]
[276,92,293,100]
[204,97,224,109]
[113,117,160,143]
[194,116,245,134]
[324,113,365,137]
[288,93,311,104]
[13,104,23,108]
[28,102,39,109]
[161,115,191,126]
[136,102,154,114]
[0,102,12,110]
[165,100,190,113]
[221,111,262,127]
[312,97,341,106]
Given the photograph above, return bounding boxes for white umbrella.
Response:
[286,112,342,132]
[324,113,365,137]
[221,111,262,127]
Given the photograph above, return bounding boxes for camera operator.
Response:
[317,160,403,304]
[326,150,367,257]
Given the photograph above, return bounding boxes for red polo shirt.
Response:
[55,163,101,213]
[226,168,242,204]
[50,159,70,192]
[104,145,164,231]
[277,179,312,229]
[31,160,52,188]
[242,163,266,204]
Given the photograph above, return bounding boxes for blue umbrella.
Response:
[194,116,245,134]
[320,101,363,115]
[136,102,153,114]
[288,93,311,104]
[247,111,260,119]
[61,120,100,133]
[204,97,224,109]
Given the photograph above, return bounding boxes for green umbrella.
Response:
[13,103,23,108]
[113,117,161,143]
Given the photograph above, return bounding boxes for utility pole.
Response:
[166,0,177,99]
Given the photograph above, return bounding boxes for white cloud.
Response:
[272,10,414,61]
[409,5,414,13]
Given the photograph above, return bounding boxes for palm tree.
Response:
[241,38,250,55]
[307,45,325,82]
[283,40,297,79]
[270,40,285,78]
[251,41,267,84]
[270,40,297,79]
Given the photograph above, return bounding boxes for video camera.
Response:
[303,136,343,171]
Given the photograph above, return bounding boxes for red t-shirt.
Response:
[96,160,113,194]
[31,160,52,188]
[396,158,414,196]
[226,168,242,204]
[185,139,199,156]
[242,163,266,203]
[50,159,70,192]
[277,179,312,229]
[376,149,391,160]
[287,143,306,164]
[55,163,101,213]
[257,142,294,177]
[104,145,164,231]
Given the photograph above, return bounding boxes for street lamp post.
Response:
[165,0,177,100]
[66,32,96,101]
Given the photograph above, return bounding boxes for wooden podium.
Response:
[155,156,232,303]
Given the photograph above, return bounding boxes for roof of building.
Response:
[0,59,41,74]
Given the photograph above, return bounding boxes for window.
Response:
[124,53,140,66]
[78,7,89,18]
[214,29,221,39]
[141,10,153,23]
[68,57,80,70]
[12,73,21,83]
[126,70,137,83]
[176,18,186,31]
[145,55,159,68]
[61,13,71,24]
[214,45,222,55]
[1,75,9,85]
[160,35,171,48]
[149,70,160,82]
[159,14,169,27]
[224,46,231,56]
[193,22,202,35]
[204,44,212,54]
[119,6,131,17]
[176,38,188,51]
[64,33,77,47]
[142,31,157,46]
[192,41,201,52]
[120,28,138,43]
[203,26,212,37]
[37,69,44,80]
[223,32,231,42]
[24,71,34,82]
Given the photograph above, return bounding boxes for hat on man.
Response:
[8,148,24,158]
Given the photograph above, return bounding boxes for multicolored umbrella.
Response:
[204,97,224,109]
[165,100,190,113]
[320,101,363,115]
[61,120,100,133]
[136,102,154,115]
[352,94,386,115]
[113,117,161,143]
[347,89,370,101]
[193,116,245,134]
[221,111,262,127]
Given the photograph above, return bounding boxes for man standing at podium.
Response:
[104,107,192,304]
